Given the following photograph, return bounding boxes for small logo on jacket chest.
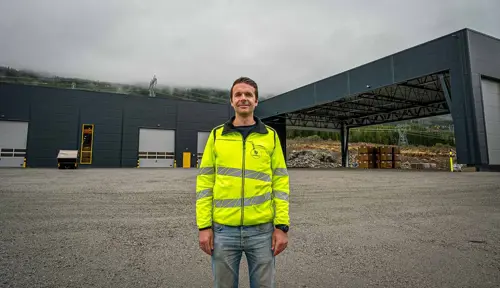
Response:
[250,142,267,159]
[251,147,261,159]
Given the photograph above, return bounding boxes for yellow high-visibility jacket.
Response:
[196,117,290,229]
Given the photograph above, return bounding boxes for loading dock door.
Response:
[138,128,175,167]
[0,121,29,168]
[197,132,210,165]
[481,78,500,165]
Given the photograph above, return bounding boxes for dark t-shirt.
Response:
[234,123,256,140]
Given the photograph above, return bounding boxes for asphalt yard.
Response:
[1,168,499,287]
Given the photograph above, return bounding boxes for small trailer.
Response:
[57,150,79,169]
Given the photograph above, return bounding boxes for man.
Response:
[196,76,290,287]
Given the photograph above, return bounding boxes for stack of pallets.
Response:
[393,147,401,169]
[356,146,377,169]
[376,147,392,169]
[357,146,401,169]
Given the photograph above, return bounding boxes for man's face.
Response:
[230,83,258,117]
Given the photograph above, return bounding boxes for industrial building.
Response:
[1,28,499,170]
[0,82,234,168]
[256,28,500,171]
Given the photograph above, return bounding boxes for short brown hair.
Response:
[230,77,258,100]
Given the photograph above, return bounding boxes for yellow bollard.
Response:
[23,158,27,168]
[449,151,454,172]
[137,159,140,168]
[174,160,177,168]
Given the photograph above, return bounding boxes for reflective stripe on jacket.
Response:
[195,117,290,229]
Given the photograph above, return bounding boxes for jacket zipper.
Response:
[241,135,246,226]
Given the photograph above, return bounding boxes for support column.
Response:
[340,124,349,167]
[262,116,287,163]
[439,74,452,114]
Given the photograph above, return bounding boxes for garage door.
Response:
[0,121,29,168]
[481,78,500,165]
[197,131,210,165]
[138,128,175,167]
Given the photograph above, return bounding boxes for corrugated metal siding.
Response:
[121,97,178,167]
[481,78,500,165]
[176,101,230,167]
[0,83,230,168]
[0,82,31,121]
[78,92,125,168]
[467,29,500,166]
[28,88,81,167]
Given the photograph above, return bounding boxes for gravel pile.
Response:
[287,149,360,168]
[287,150,340,168]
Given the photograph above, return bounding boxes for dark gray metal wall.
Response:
[176,101,231,167]
[0,83,230,168]
[466,30,500,169]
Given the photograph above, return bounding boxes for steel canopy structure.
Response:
[258,28,500,170]
[280,72,451,130]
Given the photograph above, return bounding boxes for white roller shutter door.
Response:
[197,131,210,165]
[138,128,175,167]
[0,121,29,168]
[481,78,500,165]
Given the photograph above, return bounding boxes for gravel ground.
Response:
[1,168,499,288]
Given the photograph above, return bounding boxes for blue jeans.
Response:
[211,222,275,288]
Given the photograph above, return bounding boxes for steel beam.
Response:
[346,101,449,127]
[285,113,343,130]
[287,126,340,132]
[439,74,452,113]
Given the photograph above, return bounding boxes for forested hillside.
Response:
[287,122,455,147]
[0,66,231,104]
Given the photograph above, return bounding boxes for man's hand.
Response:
[272,228,288,256]
[199,228,214,255]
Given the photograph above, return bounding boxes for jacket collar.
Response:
[221,115,268,135]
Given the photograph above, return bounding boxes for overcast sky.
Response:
[1,0,499,95]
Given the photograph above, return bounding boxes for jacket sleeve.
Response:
[271,131,290,226]
[195,129,216,229]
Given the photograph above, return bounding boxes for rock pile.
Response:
[287,150,340,168]
[287,149,357,168]
[287,149,409,169]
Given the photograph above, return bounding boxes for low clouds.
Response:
[1,0,499,95]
